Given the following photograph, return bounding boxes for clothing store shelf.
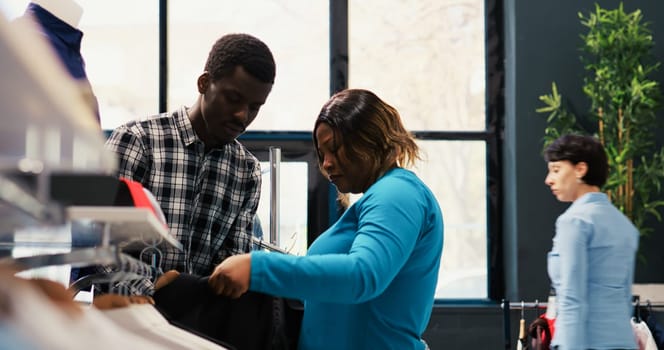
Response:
[66,206,183,251]
[0,245,118,272]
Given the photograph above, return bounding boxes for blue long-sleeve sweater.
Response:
[250,168,444,349]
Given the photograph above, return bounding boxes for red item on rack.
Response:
[528,314,555,350]
[119,178,153,212]
[118,178,167,227]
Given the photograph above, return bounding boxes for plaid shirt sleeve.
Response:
[95,125,156,295]
[217,159,262,262]
[105,125,150,184]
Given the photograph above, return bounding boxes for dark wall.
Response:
[424,1,664,348]
[503,0,664,301]
[423,306,505,349]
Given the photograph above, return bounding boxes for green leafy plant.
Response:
[537,3,664,238]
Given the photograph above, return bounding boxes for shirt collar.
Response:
[570,191,608,209]
[174,106,200,146]
[173,106,242,152]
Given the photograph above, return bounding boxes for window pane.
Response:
[0,1,29,19]
[414,140,487,299]
[77,0,159,130]
[257,161,308,256]
[168,1,329,131]
[349,1,486,131]
[0,1,159,130]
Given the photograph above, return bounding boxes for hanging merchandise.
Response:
[527,315,553,350]
[643,301,664,349]
[516,301,527,350]
[631,318,658,350]
[153,273,301,350]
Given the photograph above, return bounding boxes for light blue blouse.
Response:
[547,192,638,350]
[249,168,444,350]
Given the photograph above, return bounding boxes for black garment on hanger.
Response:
[643,303,664,349]
[153,273,301,350]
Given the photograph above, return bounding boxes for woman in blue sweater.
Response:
[544,134,638,350]
[209,89,444,349]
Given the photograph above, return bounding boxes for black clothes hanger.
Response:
[633,295,641,323]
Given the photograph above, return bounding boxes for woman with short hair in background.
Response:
[544,134,638,350]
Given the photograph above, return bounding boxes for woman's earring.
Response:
[576,177,583,183]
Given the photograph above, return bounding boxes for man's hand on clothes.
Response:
[208,253,251,298]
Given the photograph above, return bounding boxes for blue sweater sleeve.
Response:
[250,176,426,303]
[553,215,590,349]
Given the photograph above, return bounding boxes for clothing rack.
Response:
[638,302,664,308]
[501,298,664,349]
[501,300,548,310]
[501,299,548,349]
[252,236,290,255]
[632,296,664,324]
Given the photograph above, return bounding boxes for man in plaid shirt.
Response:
[104,33,276,294]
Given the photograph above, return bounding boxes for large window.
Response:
[348,1,486,131]
[349,0,488,299]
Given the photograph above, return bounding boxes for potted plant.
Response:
[536,3,664,240]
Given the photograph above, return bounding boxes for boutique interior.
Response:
[1,0,664,349]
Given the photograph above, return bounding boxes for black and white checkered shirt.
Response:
[105,106,261,276]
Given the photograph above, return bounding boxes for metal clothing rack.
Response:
[252,236,290,255]
[501,299,548,350]
[501,300,548,310]
[501,298,664,349]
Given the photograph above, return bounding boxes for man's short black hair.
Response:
[205,33,276,84]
